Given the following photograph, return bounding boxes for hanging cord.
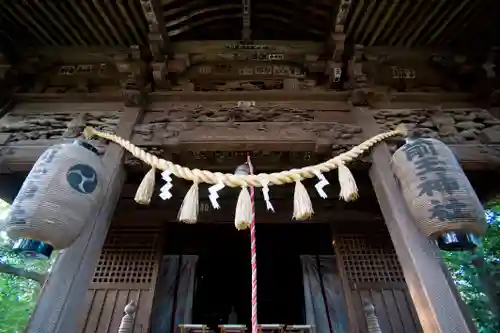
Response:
[247,154,258,333]
[315,255,335,333]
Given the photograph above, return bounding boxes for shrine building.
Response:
[0,1,500,333]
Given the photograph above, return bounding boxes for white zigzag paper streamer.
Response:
[314,170,329,199]
[159,170,173,200]
[261,179,275,212]
[208,181,225,209]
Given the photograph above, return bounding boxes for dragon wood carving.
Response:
[131,104,362,152]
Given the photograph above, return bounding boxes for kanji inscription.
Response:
[402,139,464,221]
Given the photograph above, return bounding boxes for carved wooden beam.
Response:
[140,0,169,60]
[326,0,352,88]
[12,89,475,104]
[114,46,150,107]
[347,45,370,105]
[242,0,252,42]
[140,0,170,89]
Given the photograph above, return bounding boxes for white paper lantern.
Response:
[392,138,486,250]
[5,141,106,251]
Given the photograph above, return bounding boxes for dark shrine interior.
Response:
[164,223,335,327]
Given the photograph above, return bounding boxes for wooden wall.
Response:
[335,232,423,333]
[75,219,163,333]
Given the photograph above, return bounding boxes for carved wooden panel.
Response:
[173,78,322,92]
[364,61,450,92]
[187,62,307,79]
[0,102,121,145]
[39,62,120,93]
[361,50,458,92]
[171,59,325,91]
[374,108,500,144]
[132,102,361,151]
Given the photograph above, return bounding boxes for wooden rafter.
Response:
[117,0,143,45]
[0,0,496,49]
[32,2,78,46]
[68,0,106,45]
[51,2,90,46]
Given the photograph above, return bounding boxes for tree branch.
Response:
[471,254,500,320]
[0,262,46,284]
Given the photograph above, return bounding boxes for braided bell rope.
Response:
[84,124,406,188]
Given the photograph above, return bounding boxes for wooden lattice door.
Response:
[76,223,162,333]
[335,233,423,333]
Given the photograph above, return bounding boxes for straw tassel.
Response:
[134,168,156,205]
[337,162,359,202]
[83,126,96,139]
[178,182,199,223]
[292,180,314,220]
[395,123,408,136]
[235,186,253,230]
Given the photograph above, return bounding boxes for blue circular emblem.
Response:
[66,164,98,194]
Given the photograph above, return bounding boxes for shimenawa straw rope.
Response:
[84,124,407,227]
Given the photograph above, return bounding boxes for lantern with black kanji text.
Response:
[4,140,105,259]
[391,138,487,251]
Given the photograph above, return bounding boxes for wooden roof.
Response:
[0,0,498,50]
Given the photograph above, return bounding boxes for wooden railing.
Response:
[363,299,383,333]
[118,301,137,333]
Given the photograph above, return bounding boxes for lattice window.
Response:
[91,228,159,289]
[337,234,404,284]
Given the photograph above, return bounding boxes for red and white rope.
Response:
[247,154,258,333]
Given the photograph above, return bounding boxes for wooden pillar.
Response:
[25,106,143,333]
[353,107,477,333]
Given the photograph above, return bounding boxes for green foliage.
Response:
[0,261,43,333]
[0,200,56,333]
[442,205,500,333]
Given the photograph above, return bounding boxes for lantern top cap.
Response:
[72,140,99,156]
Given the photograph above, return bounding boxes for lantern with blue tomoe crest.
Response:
[391,137,487,251]
[4,140,105,259]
